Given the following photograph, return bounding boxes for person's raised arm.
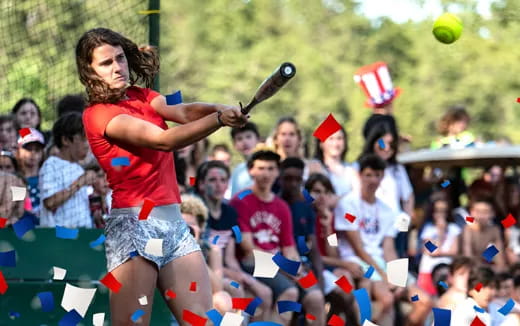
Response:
[462,226,473,257]
[151,95,231,124]
[105,106,246,152]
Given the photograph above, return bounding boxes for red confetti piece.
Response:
[18,128,31,138]
[189,282,197,292]
[189,177,196,187]
[100,272,122,293]
[474,282,483,292]
[306,313,316,320]
[327,314,345,326]
[313,114,342,142]
[298,270,318,289]
[517,98,520,103]
[0,270,7,294]
[232,297,254,310]
[345,213,356,223]
[165,289,177,299]
[502,214,517,228]
[471,316,486,326]
[335,275,353,293]
[466,216,475,223]
[0,218,7,228]
[182,309,207,326]
[138,199,155,220]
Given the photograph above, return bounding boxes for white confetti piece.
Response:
[394,212,411,232]
[53,266,67,280]
[252,249,279,278]
[327,233,338,247]
[144,238,163,257]
[363,320,380,326]
[138,295,148,305]
[221,312,244,326]
[387,258,409,287]
[10,186,26,201]
[93,312,105,326]
[61,283,96,317]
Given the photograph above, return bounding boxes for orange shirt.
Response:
[83,86,180,209]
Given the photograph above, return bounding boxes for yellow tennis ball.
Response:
[433,13,463,44]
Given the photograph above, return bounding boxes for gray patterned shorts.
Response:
[104,204,200,272]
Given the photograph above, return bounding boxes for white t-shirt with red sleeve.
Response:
[82,86,181,209]
[230,192,295,255]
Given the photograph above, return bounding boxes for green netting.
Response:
[0,0,149,130]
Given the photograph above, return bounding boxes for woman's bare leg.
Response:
[157,251,213,325]
[109,257,158,326]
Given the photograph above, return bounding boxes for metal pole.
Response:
[149,0,160,91]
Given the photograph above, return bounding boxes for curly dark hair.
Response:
[75,28,159,105]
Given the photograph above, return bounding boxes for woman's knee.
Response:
[278,286,299,302]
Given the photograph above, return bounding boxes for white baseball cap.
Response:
[17,128,45,148]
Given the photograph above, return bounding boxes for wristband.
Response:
[216,110,225,127]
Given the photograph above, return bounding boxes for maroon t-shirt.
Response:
[230,192,295,254]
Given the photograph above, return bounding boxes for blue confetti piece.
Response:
[89,234,106,248]
[230,281,240,289]
[353,288,371,324]
[165,90,183,105]
[59,309,83,326]
[302,189,314,203]
[8,311,20,319]
[411,295,419,302]
[250,323,283,326]
[441,180,450,188]
[277,300,302,313]
[13,216,35,238]
[378,138,385,149]
[364,266,375,279]
[424,241,438,253]
[238,189,253,200]
[474,305,485,313]
[56,226,79,240]
[245,297,263,316]
[206,309,223,326]
[129,251,139,259]
[131,309,145,322]
[432,308,451,326]
[37,291,54,312]
[297,236,310,255]
[0,250,16,267]
[232,225,242,244]
[111,156,130,167]
[272,252,301,276]
[438,281,449,289]
[212,235,220,245]
[482,245,499,263]
[499,298,515,315]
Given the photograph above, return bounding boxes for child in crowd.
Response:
[0,114,18,152]
[489,272,514,326]
[451,266,496,325]
[208,143,232,167]
[462,196,506,271]
[308,126,353,199]
[39,112,96,228]
[431,105,475,149]
[280,159,359,326]
[438,256,474,310]
[417,192,461,295]
[501,275,520,325]
[16,128,45,217]
[195,160,273,321]
[230,150,325,326]
[334,154,431,326]
[228,122,260,198]
[85,163,111,229]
